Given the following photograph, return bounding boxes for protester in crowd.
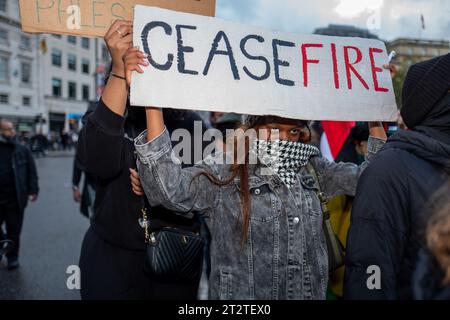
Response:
[77,20,209,300]
[60,130,70,151]
[327,69,397,299]
[344,54,450,299]
[124,46,388,299]
[335,123,370,165]
[32,132,48,158]
[72,157,96,219]
[413,181,450,300]
[0,119,39,270]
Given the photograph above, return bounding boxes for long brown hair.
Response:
[194,118,311,246]
[194,123,253,247]
[425,181,450,286]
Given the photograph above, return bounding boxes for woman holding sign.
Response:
[77,20,208,300]
[124,46,387,299]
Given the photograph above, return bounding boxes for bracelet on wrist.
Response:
[110,72,126,81]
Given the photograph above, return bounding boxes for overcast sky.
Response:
[216,0,450,42]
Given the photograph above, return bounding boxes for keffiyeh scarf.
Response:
[251,139,320,188]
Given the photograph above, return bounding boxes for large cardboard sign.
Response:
[19,0,216,37]
[131,6,397,121]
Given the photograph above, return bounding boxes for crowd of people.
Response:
[16,130,79,157]
[1,18,449,301]
[71,20,450,300]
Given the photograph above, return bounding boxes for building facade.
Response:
[0,0,41,133]
[387,38,449,106]
[0,0,110,135]
[37,33,108,134]
[387,38,449,69]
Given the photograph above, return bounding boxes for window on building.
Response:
[52,78,62,97]
[68,53,77,71]
[0,28,8,45]
[67,36,77,45]
[68,82,77,100]
[52,34,62,39]
[81,58,90,74]
[82,37,90,49]
[0,56,9,82]
[52,48,62,67]
[0,0,7,13]
[0,93,9,104]
[23,96,32,107]
[20,36,31,51]
[21,61,31,84]
[82,85,90,101]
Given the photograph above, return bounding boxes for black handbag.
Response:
[141,205,205,283]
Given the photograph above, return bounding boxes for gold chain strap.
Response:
[142,207,150,244]
[142,206,157,244]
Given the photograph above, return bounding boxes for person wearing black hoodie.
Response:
[344,53,450,300]
[77,20,209,299]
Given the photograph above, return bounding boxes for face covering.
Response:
[251,139,320,188]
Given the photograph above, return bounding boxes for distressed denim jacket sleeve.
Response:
[311,136,386,197]
[134,127,220,214]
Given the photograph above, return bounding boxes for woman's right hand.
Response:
[124,47,163,142]
[123,47,149,86]
[104,20,133,77]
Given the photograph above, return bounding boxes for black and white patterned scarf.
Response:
[251,139,320,188]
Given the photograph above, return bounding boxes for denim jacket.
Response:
[135,128,385,300]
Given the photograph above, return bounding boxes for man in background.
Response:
[0,119,39,270]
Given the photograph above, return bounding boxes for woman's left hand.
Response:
[383,63,398,79]
[367,64,395,140]
[368,122,387,140]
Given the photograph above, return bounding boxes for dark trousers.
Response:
[0,201,24,259]
[80,227,199,300]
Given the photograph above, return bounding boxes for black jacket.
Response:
[76,99,208,251]
[0,137,39,212]
[344,129,450,300]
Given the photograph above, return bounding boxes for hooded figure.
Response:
[344,54,450,300]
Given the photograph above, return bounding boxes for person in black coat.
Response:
[0,119,39,269]
[77,20,209,300]
[344,54,450,299]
